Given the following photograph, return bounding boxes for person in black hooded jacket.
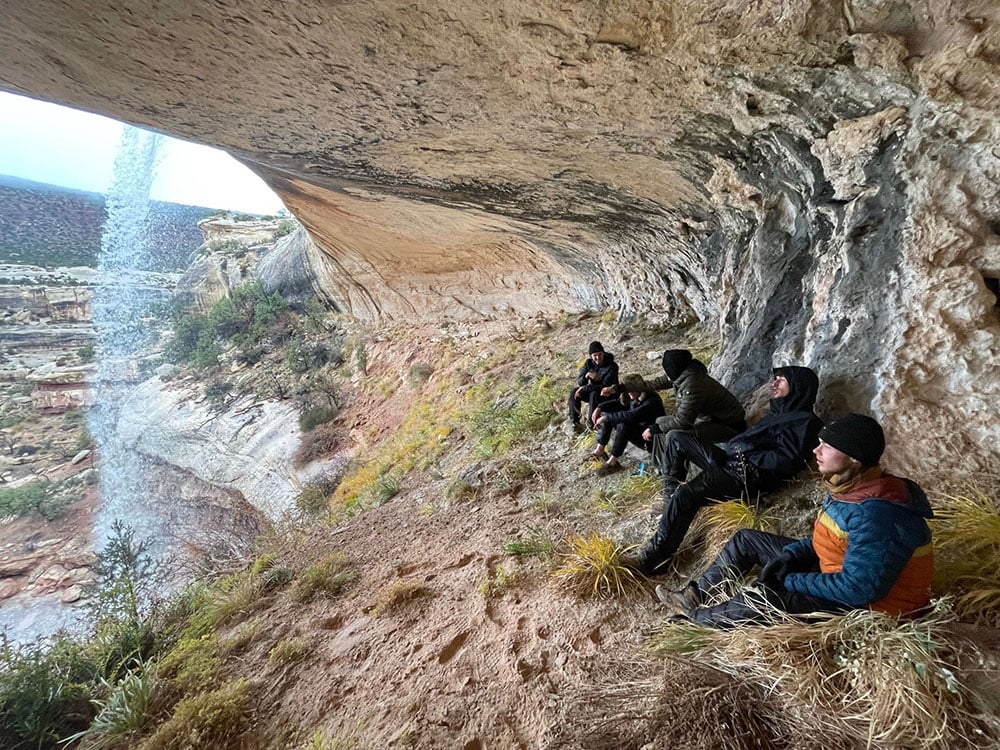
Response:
[567,341,619,431]
[627,366,822,576]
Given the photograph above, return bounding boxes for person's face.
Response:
[591,351,605,365]
[771,374,790,399]
[813,439,858,476]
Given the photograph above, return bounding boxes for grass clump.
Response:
[931,482,1000,625]
[647,602,989,749]
[372,581,435,617]
[553,533,645,598]
[689,499,775,562]
[140,678,254,750]
[594,473,660,514]
[504,526,557,560]
[289,553,357,603]
[66,667,159,749]
[268,638,310,667]
[479,565,521,598]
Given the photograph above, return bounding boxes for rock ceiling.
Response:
[1,0,998,477]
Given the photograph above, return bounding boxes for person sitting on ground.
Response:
[567,341,619,431]
[640,349,746,473]
[587,373,666,477]
[655,414,934,628]
[628,366,822,575]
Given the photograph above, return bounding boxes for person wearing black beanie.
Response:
[654,413,935,628]
[641,350,746,471]
[567,341,619,431]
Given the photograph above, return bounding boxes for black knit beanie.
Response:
[588,341,604,355]
[661,349,693,380]
[819,414,885,468]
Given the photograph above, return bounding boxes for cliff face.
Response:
[1,0,997,477]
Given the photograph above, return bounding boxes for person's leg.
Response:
[639,464,745,573]
[568,387,581,424]
[586,390,603,429]
[691,585,849,629]
[697,530,797,591]
[662,431,724,487]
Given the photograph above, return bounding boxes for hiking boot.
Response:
[596,461,623,477]
[621,541,671,577]
[655,585,696,619]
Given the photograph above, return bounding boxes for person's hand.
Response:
[595,415,606,427]
[575,387,585,398]
[591,407,602,423]
[587,371,601,381]
[642,428,653,441]
[600,385,616,397]
[758,551,794,590]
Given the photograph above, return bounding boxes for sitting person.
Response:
[629,366,822,575]
[567,341,619,431]
[640,349,746,472]
[587,373,666,476]
[656,414,934,628]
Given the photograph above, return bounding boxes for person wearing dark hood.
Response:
[640,350,746,473]
[567,341,619,432]
[587,373,666,476]
[626,366,822,576]
[655,414,935,628]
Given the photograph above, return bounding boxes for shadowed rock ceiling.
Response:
[0,0,997,477]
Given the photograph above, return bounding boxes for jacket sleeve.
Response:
[783,502,916,607]
[782,538,817,565]
[646,374,672,391]
[577,362,590,388]
[657,383,704,433]
[599,360,620,388]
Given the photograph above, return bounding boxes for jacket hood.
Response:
[771,366,819,414]
[673,358,707,384]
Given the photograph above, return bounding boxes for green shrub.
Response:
[77,343,96,362]
[296,484,332,517]
[65,667,159,749]
[275,219,297,237]
[0,636,99,749]
[140,678,254,750]
[0,482,49,518]
[290,553,357,603]
[300,405,338,432]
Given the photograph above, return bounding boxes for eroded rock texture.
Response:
[0,0,997,477]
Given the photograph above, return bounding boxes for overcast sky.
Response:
[0,91,286,214]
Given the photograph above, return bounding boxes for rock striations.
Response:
[0,0,997,477]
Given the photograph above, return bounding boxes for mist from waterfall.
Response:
[88,126,166,547]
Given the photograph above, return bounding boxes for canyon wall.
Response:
[1,0,997,477]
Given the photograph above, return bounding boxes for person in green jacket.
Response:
[642,350,746,475]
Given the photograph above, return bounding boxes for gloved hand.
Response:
[758,550,795,590]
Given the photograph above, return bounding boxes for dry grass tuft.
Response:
[647,601,993,749]
[553,533,646,598]
[931,481,1000,625]
[594,473,660,514]
[690,499,775,564]
[372,580,435,617]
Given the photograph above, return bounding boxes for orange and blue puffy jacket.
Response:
[781,473,934,615]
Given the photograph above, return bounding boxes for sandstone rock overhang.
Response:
[1,0,998,476]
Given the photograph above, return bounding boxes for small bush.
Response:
[0,482,50,519]
[158,635,223,695]
[504,527,557,560]
[294,422,341,467]
[290,553,357,603]
[66,667,159,749]
[296,484,332,517]
[141,678,254,750]
[300,405,338,432]
[478,565,520,598]
[553,533,645,598]
[372,581,434,617]
[268,638,310,667]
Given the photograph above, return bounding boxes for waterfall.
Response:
[88,126,166,547]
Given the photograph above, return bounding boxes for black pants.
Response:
[568,386,602,428]
[650,422,743,473]
[643,432,754,570]
[692,529,849,628]
[595,401,651,457]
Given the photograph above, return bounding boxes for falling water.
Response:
[88,126,166,547]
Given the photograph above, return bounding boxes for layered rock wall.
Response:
[1,0,997,477]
